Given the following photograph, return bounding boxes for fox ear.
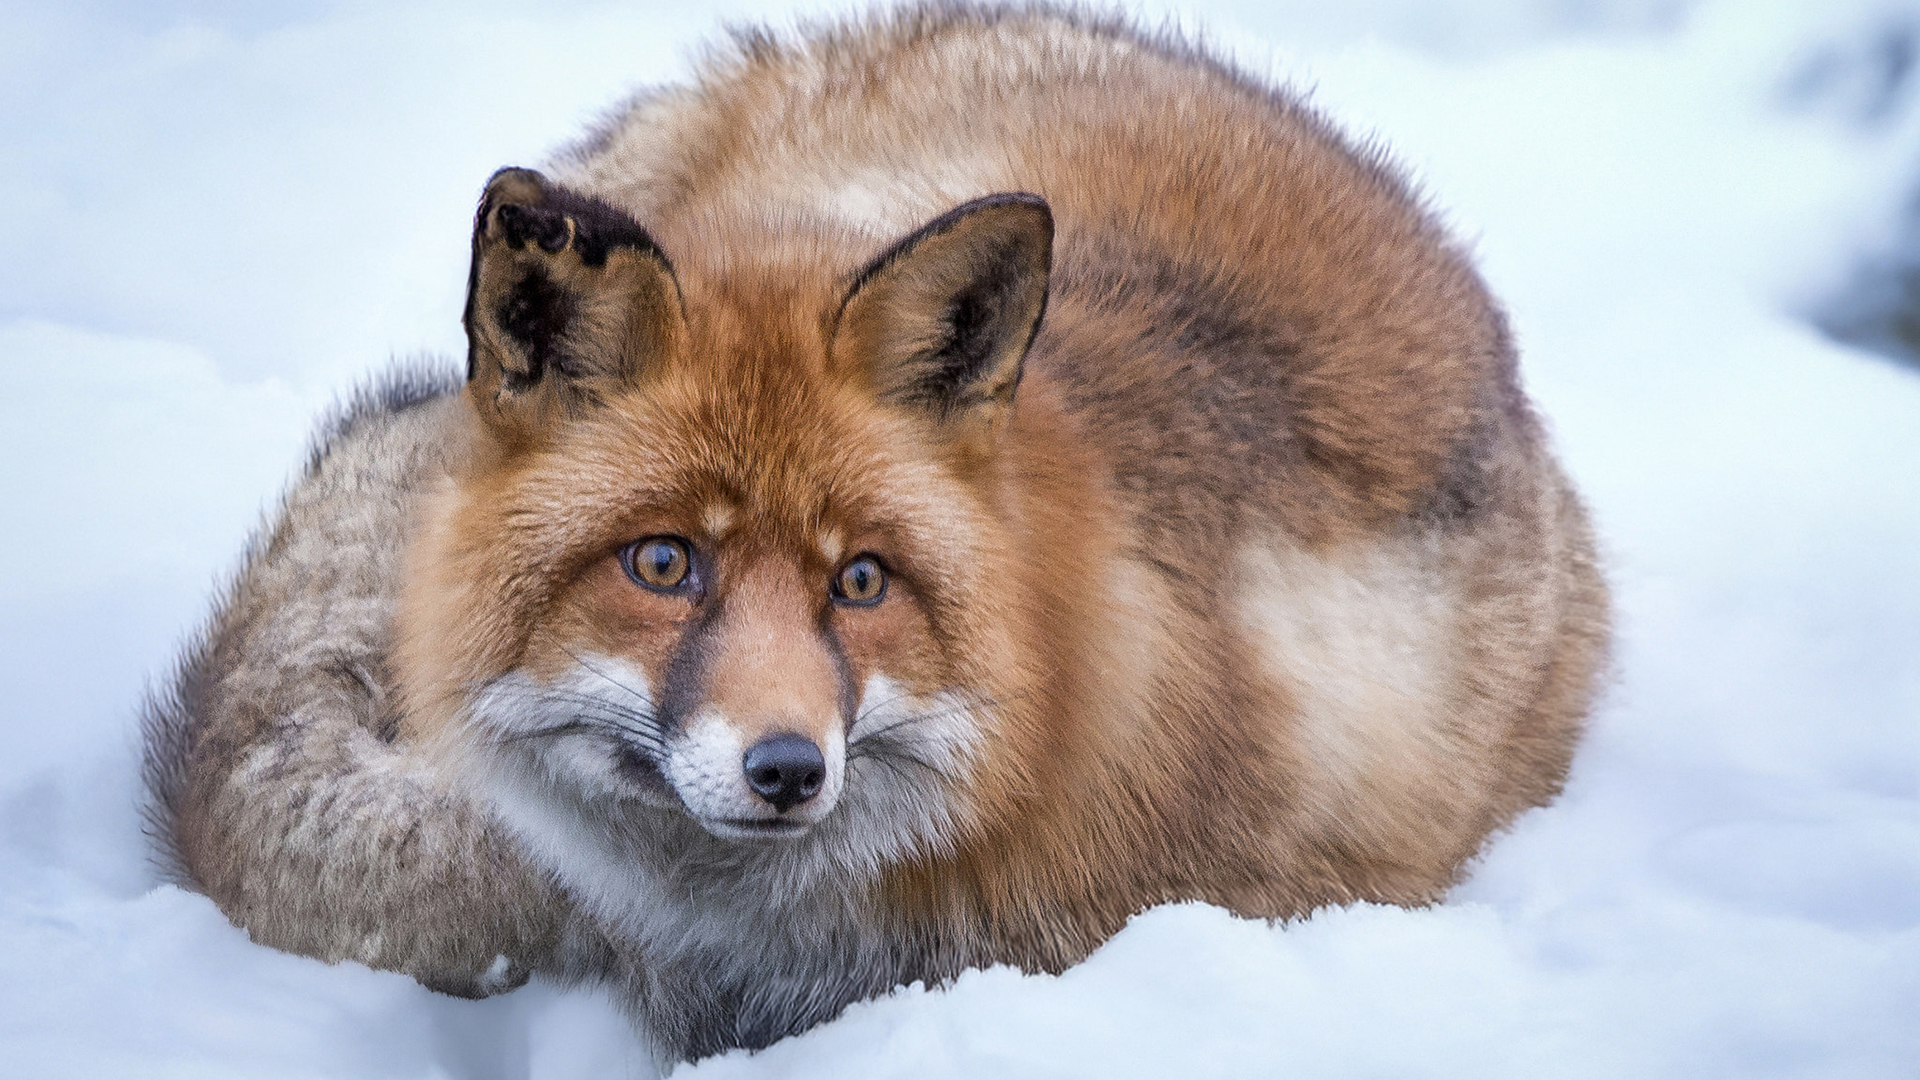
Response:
[832,193,1052,430]
[463,167,683,449]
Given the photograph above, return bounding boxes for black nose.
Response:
[742,733,826,812]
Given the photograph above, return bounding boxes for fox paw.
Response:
[420,954,531,999]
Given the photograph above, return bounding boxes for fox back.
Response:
[148,3,1608,1064]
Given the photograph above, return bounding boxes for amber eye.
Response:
[623,536,693,592]
[832,555,887,605]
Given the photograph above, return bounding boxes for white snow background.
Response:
[2,0,1916,1076]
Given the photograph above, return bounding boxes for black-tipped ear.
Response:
[831,193,1052,430]
[463,167,683,449]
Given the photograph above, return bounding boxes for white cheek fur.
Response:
[463,658,985,896]
[831,673,984,872]
[465,659,661,802]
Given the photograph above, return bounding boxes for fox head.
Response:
[394,168,1055,872]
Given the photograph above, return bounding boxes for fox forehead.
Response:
[542,383,946,541]
[460,340,986,613]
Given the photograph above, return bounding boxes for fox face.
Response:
[396,169,1055,877]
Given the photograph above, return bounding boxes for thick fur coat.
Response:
[144,3,1609,1064]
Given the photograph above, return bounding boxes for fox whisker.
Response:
[494,720,598,745]
[535,626,658,710]
[850,691,1004,749]
[478,677,669,753]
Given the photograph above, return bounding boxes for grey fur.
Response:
[140,360,611,999]
[141,3,1609,1066]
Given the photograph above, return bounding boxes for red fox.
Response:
[143,2,1609,1064]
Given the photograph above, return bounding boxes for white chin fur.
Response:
[700,818,817,841]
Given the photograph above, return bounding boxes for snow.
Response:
[3,0,1916,1076]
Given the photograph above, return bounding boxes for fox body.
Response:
[144,3,1608,1063]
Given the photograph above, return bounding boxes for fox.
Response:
[142,1,1609,1065]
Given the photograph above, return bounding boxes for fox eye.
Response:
[832,555,887,606]
[623,536,693,592]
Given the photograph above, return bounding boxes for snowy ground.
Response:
[2,0,1917,1076]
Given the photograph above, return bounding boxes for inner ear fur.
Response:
[464,167,683,449]
[831,193,1053,431]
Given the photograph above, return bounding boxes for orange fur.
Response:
[392,6,1608,1050]
[150,4,1607,1065]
